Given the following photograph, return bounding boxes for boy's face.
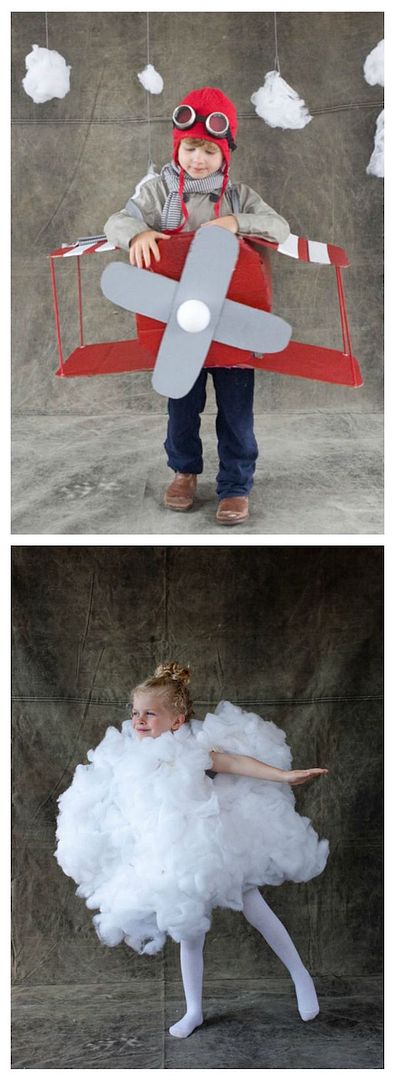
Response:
[131,690,185,739]
[178,138,224,178]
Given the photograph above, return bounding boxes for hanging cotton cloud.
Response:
[363,39,384,178]
[363,38,384,86]
[22,44,71,104]
[366,109,384,178]
[251,70,312,130]
[137,64,164,94]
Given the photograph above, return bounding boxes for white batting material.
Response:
[251,71,312,130]
[22,44,71,104]
[363,38,384,86]
[277,233,299,259]
[54,704,329,956]
[307,240,331,265]
[363,39,384,179]
[367,109,384,178]
[137,64,164,94]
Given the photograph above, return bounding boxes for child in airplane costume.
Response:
[55,663,329,1039]
[104,87,290,525]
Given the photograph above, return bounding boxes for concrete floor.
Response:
[12,410,383,535]
[12,976,382,1069]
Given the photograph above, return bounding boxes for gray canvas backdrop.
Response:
[12,545,383,987]
[12,10,383,419]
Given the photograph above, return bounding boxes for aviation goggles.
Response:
[172,105,237,150]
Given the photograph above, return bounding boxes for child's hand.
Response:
[129,230,170,269]
[285,768,329,786]
[201,215,238,234]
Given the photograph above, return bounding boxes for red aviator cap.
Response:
[172,87,238,224]
[173,86,238,171]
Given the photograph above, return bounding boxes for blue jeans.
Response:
[164,368,258,498]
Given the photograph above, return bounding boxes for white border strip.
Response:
[277,233,300,259]
[308,240,331,265]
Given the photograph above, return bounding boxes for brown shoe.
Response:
[216,496,249,525]
[163,473,197,511]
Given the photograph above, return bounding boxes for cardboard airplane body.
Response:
[49,227,363,391]
[101,227,292,397]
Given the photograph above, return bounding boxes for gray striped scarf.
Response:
[160,161,225,230]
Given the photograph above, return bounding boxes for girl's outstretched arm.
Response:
[210,752,328,785]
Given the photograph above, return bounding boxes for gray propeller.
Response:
[101,225,292,399]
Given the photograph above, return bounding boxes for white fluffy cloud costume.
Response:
[55,702,329,955]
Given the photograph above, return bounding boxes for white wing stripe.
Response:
[308,240,331,264]
[95,241,116,253]
[62,242,96,257]
[277,233,299,259]
[61,240,116,257]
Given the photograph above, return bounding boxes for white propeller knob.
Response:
[176,299,211,333]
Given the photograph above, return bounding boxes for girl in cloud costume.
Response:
[55,663,329,1038]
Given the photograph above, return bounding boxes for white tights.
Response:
[168,932,205,1038]
[169,886,319,1038]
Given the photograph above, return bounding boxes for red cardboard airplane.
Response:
[49,226,363,392]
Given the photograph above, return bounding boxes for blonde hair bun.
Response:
[133,663,194,721]
[154,661,191,685]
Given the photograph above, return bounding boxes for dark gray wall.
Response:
[12,11,383,419]
[12,546,383,987]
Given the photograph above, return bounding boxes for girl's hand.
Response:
[285,768,329,786]
[129,229,170,269]
[201,215,238,234]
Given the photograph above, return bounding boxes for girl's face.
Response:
[131,691,186,739]
[178,138,224,178]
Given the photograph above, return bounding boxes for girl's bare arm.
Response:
[210,752,328,786]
